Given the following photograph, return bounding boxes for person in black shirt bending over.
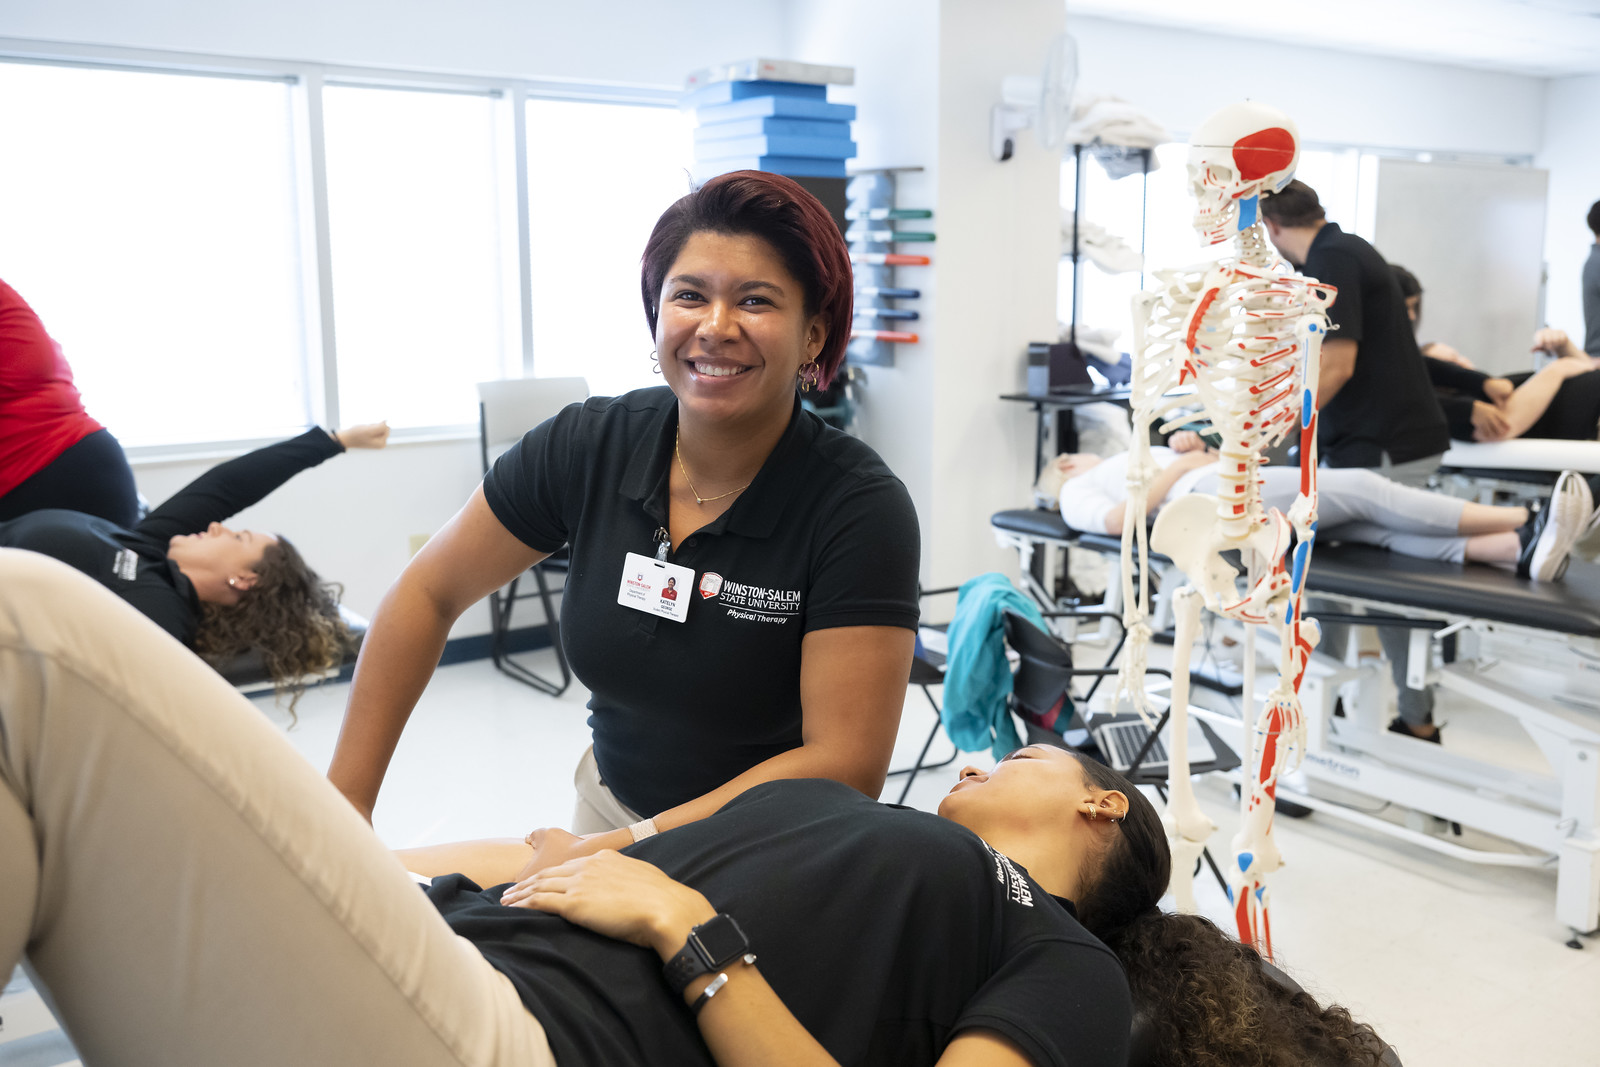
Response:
[0,421,388,702]
[1260,180,1451,486]
[1,550,1391,1066]
[327,171,921,863]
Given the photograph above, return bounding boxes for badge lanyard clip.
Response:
[653,526,671,562]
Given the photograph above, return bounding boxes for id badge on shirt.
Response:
[617,551,694,623]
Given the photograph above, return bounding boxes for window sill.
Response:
[126,425,479,470]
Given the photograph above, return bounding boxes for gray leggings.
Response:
[1190,466,1468,561]
[1188,465,1469,725]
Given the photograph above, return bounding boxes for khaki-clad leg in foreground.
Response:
[0,549,556,1067]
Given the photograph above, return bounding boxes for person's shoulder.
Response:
[550,386,674,441]
[797,410,904,490]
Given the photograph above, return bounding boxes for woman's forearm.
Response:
[646,741,882,836]
[646,897,841,1067]
[326,572,457,819]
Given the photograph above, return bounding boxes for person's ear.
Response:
[1084,789,1130,823]
[231,571,260,594]
[806,314,828,360]
[1262,216,1282,238]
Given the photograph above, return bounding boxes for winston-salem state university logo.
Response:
[698,572,802,625]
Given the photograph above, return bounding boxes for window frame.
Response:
[0,36,680,460]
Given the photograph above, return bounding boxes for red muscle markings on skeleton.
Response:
[1114,102,1335,958]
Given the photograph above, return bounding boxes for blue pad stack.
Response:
[685,77,856,184]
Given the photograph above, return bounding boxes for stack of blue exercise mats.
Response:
[686,79,856,184]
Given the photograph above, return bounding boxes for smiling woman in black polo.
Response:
[327,172,920,865]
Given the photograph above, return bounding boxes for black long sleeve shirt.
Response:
[0,428,343,645]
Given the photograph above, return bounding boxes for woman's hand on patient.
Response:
[1470,400,1512,442]
[515,827,605,881]
[1482,378,1514,405]
[499,849,716,957]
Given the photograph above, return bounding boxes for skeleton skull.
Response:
[1187,102,1301,245]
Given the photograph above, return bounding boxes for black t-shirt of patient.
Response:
[427,779,1130,1067]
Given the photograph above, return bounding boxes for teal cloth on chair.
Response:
[942,573,1047,761]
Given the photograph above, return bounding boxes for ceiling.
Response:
[1071,0,1600,78]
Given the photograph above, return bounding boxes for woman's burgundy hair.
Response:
[640,170,854,389]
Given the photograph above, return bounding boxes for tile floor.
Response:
[5,641,1600,1065]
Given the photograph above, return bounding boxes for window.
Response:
[0,61,308,446]
[525,98,695,399]
[323,85,519,429]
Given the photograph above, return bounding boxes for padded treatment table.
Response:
[1441,438,1600,475]
[1439,439,1600,506]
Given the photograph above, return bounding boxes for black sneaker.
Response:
[1518,470,1593,581]
[1387,717,1442,744]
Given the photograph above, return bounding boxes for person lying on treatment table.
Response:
[1051,430,1594,581]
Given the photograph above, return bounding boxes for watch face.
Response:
[691,915,749,967]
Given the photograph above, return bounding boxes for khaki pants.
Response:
[0,550,556,1067]
[570,745,645,835]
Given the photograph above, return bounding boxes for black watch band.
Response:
[663,914,751,996]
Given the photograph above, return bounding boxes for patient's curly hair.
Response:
[193,537,350,719]
[1070,754,1391,1066]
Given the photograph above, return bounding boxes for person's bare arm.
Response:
[531,625,915,860]
[1318,338,1358,402]
[327,486,547,821]
[1489,356,1595,441]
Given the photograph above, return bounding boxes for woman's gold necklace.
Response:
[675,430,752,505]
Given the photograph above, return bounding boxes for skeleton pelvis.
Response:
[1152,494,1288,614]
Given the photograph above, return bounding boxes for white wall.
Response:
[1538,74,1600,343]
[1069,16,1547,154]
[0,0,785,85]
[788,0,1061,588]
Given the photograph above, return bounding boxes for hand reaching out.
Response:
[1168,430,1211,454]
[336,421,391,450]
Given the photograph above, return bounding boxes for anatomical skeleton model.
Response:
[1113,102,1335,957]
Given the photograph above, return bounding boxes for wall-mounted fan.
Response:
[991,30,1079,162]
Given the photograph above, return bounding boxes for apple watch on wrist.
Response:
[663,914,755,997]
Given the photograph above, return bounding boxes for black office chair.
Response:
[476,376,589,696]
[884,586,961,804]
[1002,609,1240,895]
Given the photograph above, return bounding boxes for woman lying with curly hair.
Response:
[0,421,386,704]
[0,549,1392,1067]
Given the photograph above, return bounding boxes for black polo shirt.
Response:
[1302,223,1450,467]
[483,387,921,817]
[427,778,1131,1067]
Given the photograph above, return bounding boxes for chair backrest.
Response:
[476,377,589,473]
[1002,609,1076,718]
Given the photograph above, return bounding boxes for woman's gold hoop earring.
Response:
[797,359,821,393]
[650,349,662,375]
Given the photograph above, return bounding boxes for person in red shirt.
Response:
[661,576,678,602]
[0,278,138,526]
